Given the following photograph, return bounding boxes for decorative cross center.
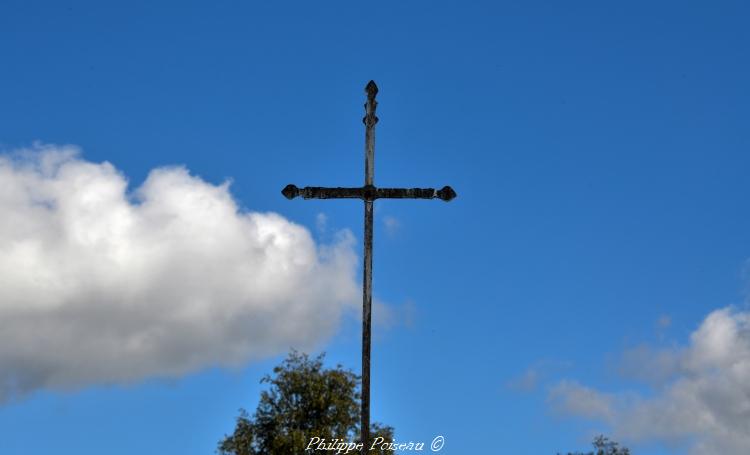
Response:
[281,80,455,454]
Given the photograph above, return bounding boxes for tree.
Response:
[559,435,631,455]
[218,351,394,455]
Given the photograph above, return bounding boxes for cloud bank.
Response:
[549,306,750,455]
[0,144,360,401]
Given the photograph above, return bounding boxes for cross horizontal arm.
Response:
[282,185,363,199]
[376,187,456,201]
[282,184,456,201]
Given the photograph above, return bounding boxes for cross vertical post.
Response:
[361,80,378,453]
[282,81,455,454]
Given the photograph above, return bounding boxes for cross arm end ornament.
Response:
[282,184,456,202]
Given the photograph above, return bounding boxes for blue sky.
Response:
[1,1,749,454]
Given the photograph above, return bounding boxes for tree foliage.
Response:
[218,351,394,455]
[559,435,631,455]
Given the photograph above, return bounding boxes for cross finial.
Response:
[365,80,378,98]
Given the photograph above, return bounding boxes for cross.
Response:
[281,80,455,453]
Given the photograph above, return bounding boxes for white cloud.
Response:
[0,144,361,402]
[549,380,614,420]
[508,360,572,392]
[371,299,416,333]
[507,367,540,392]
[383,215,399,235]
[549,306,750,455]
[316,212,328,233]
[657,314,672,329]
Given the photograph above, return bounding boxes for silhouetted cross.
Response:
[282,80,455,454]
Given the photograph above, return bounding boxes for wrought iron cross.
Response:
[282,80,455,453]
